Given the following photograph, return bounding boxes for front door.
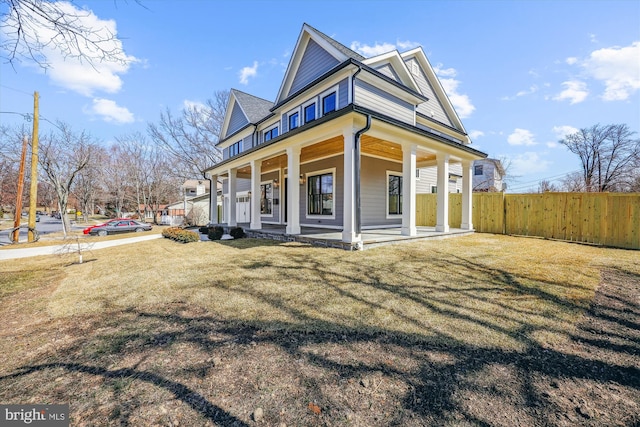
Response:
[236,193,250,223]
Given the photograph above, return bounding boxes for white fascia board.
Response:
[363,50,421,93]
[275,24,350,105]
[357,68,425,105]
[401,47,467,134]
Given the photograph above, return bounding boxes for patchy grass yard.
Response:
[0,234,638,426]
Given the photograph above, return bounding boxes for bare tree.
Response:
[1,0,135,69]
[0,124,30,212]
[147,90,229,180]
[537,180,559,193]
[559,124,639,192]
[560,172,587,192]
[72,145,108,222]
[115,133,181,224]
[38,122,95,234]
[102,144,130,217]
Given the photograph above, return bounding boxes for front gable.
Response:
[220,89,273,143]
[362,50,421,94]
[402,48,466,135]
[276,23,361,105]
[289,38,340,95]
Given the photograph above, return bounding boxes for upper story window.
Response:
[322,91,336,115]
[229,141,241,157]
[474,164,483,176]
[289,111,299,131]
[264,125,279,142]
[304,103,316,124]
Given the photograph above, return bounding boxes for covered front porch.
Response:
[205,112,481,249]
[223,223,474,250]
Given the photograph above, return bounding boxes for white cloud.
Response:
[183,99,207,111]
[86,98,134,123]
[553,80,589,104]
[350,41,397,57]
[515,85,539,97]
[350,39,420,57]
[565,57,578,65]
[507,128,537,146]
[583,41,640,101]
[239,61,258,85]
[10,2,137,97]
[552,125,579,139]
[511,152,551,176]
[469,130,484,139]
[433,64,475,118]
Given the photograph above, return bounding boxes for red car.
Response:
[83,218,129,235]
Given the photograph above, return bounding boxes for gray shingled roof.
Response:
[305,23,366,61]
[231,89,274,123]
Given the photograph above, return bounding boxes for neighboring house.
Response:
[146,180,218,225]
[416,163,463,194]
[417,158,506,193]
[203,23,486,245]
[472,158,506,192]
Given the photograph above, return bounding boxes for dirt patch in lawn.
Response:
[0,236,638,426]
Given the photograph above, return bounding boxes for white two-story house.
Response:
[204,23,486,248]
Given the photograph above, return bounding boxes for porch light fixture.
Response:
[273,178,279,188]
[299,174,305,185]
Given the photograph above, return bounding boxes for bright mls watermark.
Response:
[1,405,69,426]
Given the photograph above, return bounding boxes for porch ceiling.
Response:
[245,133,439,175]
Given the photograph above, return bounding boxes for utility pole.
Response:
[28,91,39,242]
[12,136,28,243]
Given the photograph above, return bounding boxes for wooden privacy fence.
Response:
[416,192,640,250]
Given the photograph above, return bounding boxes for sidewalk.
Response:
[0,234,162,260]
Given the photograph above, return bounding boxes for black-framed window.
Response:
[304,103,316,123]
[289,112,299,131]
[322,92,336,115]
[474,164,483,175]
[260,183,272,215]
[264,126,279,142]
[388,175,402,215]
[229,141,241,157]
[307,173,333,215]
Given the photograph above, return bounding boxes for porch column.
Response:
[209,174,218,224]
[401,143,417,236]
[436,154,450,232]
[461,160,474,230]
[228,168,237,227]
[286,146,301,235]
[250,159,262,230]
[343,127,362,243]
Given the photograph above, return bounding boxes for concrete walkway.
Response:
[0,234,162,260]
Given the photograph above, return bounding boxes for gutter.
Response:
[352,66,371,235]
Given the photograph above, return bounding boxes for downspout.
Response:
[202,171,216,224]
[352,65,371,235]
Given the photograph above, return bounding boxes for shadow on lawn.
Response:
[1,249,639,425]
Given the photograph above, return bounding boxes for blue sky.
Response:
[1,0,638,191]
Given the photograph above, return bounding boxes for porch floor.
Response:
[234,223,474,250]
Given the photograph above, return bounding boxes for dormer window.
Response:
[322,92,336,115]
[289,111,299,131]
[264,125,279,142]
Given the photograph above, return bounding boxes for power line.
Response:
[508,170,581,191]
[0,84,33,97]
